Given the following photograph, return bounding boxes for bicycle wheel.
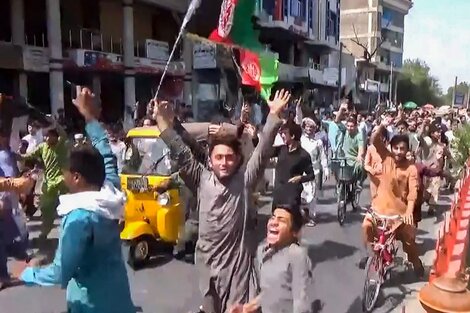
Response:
[337,201,346,225]
[337,183,346,225]
[362,255,383,312]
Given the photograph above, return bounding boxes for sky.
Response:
[403,0,470,92]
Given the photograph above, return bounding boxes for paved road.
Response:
[0,177,449,313]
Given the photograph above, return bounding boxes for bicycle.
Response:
[331,157,357,225]
[361,208,402,313]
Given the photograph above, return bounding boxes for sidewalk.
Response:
[391,191,453,313]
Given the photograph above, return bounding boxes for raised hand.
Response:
[208,124,222,136]
[152,100,175,131]
[339,101,348,112]
[268,89,291,116]
[381,116,393,127]
[72,86,100,122]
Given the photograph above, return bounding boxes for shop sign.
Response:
[145,39,169,61]
[66,49,184,75]
[23,46,49,72]
[193,43,217,69]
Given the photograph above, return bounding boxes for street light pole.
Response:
[337,43,343,107]
[452,76,458,108]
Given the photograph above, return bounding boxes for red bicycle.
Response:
[361,208,402,312]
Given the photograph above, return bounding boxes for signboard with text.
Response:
[193,43,217,69]
[145,39,169,61]
[65,49,184,75]
[23,46,49,72]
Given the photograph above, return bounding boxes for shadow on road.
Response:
[375,284,413,313]
[418,237,436,257]
[315,211,364,225]
[345,296,362,313]
[307,240,358,268]
[317,197,337,205]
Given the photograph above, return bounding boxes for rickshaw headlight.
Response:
[157,192,170,206]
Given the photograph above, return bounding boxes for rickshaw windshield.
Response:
[121,137,172,176]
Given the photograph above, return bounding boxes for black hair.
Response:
[66,145,106,188]
[280,120,302,141]
[346,115,357,125]
[390,134,410,150]
[273,203,304,232]
[46,129,59,138]
[209,134,242,159]
[142,116,157,126]
[396,120,408,128]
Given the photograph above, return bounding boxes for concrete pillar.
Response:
[288,43,295,65]
[11,0,25,45]
[182,37,193,107]
[46,0,64,115]
[11,0,28,100]
[123,0,136,131]
[18,72,28,99]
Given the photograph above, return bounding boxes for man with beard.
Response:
[360,118,424,276]
[153,90,291,313]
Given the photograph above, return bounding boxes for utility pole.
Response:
[337,43,343,107]
[389,62,393,106]
[466,83,470,110]
[452,76,458,108]
[394,75,398,104]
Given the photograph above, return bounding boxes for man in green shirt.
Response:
[337,115,366,207]
[24,119,68,242]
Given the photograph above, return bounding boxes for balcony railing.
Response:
[66,28,181,61]
[24,33,47,47]
[66,28,121,54]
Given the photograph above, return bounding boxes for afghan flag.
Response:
[187,0,279,99]
[239,49,278,100]
[208,0,263,52]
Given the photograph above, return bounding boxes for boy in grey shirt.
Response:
[230,192,314,313]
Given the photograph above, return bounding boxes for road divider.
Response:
[418,160,470,312]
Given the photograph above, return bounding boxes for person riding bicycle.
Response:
[360,117,424,277]
[336,108,366,210]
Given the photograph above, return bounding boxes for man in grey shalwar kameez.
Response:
[153,91,291,313]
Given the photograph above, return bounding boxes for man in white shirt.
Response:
[22,121,44,154]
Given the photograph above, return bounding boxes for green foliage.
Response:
[444,82,470,106]
[397,59,443,106]
[452,123,470,170]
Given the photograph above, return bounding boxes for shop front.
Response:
[64,40,185,123]
[192,42,238,122]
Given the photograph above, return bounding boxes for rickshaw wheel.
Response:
[128,236,152,269]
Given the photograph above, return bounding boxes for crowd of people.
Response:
[0,84,465,313]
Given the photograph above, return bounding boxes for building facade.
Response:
[0,0,358,125]
[0,0,188,129]
[340,0,412,104]
[255,0,356,108]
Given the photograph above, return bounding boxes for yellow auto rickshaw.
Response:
[120,126,183,268]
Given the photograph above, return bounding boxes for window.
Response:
[0,0,11,42]
[81,0,100,30]
[290,0,302,17]
[308,0,314,30]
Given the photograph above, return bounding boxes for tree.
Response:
[350,25,385,63]
[397,59,443,106]
[444,82,470,106]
